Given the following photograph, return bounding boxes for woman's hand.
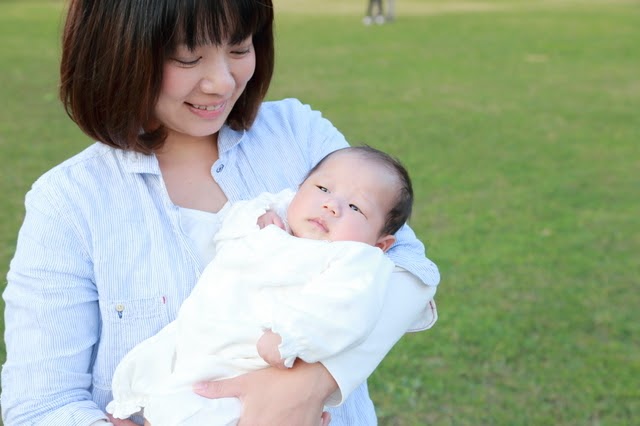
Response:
[193,361,335,426]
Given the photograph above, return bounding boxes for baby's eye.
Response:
[349,204,361,213]
[316,186,328,192]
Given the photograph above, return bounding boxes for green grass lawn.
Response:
[1,1,638,424]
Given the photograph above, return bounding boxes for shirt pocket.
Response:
[93,295,169,390]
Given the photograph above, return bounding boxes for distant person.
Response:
[106,146,423,425]
[364,0,385,25]
[387,0,396,21]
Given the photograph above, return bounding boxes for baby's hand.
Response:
[257,210,285,230]
[106,414,141,426]
[257,330,287,369]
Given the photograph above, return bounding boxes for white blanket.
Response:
[107,190,394,426]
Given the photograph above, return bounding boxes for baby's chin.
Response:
[290,228,331,242]
[294,233,326,242]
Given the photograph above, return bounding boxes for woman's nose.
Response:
[199,59,234,94]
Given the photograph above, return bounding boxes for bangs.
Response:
[164,0,272,52]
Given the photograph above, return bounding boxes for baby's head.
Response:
[287,146,413,252]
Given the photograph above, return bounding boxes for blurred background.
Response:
[1,1,638,424]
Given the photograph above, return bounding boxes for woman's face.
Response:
[154,37,256,142]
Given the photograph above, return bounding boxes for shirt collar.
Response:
[113,124,245,174]
[218,125,245,156]
[116,148,161,175]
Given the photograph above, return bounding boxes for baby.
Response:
[107,145,414,426]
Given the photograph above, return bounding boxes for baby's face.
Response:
[287,151,397,247]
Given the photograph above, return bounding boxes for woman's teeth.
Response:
[191,103,222,111]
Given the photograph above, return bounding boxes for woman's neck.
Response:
[156,132,229,213]
[156,132,219,165]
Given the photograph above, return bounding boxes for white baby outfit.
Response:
[107,190,395,425]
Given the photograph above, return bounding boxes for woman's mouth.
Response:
[188,102,224,111]
[187,101,226,119]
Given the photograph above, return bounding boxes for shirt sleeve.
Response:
[1,186,105,425]
[386,223,441,287]
[321,267,438,406]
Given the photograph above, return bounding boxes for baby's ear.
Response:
[375,235,396,253]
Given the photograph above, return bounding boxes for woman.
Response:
[1,1,439,425]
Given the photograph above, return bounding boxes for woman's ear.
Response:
[375,234,396,252]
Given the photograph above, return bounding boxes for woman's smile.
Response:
[188,102,225,111]
[187,101,227,119]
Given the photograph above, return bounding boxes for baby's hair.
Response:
[306,146,413,236]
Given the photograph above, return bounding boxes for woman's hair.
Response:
[306,146,414,236]
[60,0,274,153]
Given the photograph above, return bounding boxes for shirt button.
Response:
[215,164,224,173]
[115,304,125,318]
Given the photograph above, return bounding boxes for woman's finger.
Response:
[193,376,245,399]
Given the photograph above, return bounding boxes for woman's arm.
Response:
[1,187,105,425]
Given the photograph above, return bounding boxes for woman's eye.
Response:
[172,57,200,67]
[316,186,328,193]
[231,48,251,56]
[230,38,253,55]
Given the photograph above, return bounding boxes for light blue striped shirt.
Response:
[2,99,439,425]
